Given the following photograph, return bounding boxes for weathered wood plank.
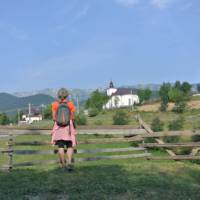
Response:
[12,147,146,155]
[12,141,50,146]
[12,137,143,146]
[76,153,151,162]
[0,149,13,153]
[141,142,200,148]
[0,128,146,136]
[147,156,200,160]
[77,147,146,154]
[137,130,200,138]
[137,115,176,156]
[78,136,143,144]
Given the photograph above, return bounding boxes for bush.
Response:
[191,135,200,142]
[168,116,185,131]
[113,110,129,125]
[172,101,187,113]
[43,105,52,119]
[88,108,99,117]
[160,102,168,112]
[0,113,10,125]
[75,112,87,125]
[163,136,179,143]
[151,117,164,132]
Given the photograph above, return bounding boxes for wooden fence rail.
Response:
[0,133,149,171]
[141,142,200,148]
[1,127,200,171]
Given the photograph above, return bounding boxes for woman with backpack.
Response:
[51,88,77,171]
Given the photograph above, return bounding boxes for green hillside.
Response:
[0,93,55,115]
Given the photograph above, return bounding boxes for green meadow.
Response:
[1,134,200,200]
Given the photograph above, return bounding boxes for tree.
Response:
[137,88,152,105]
[85,90,109,112]
[171,81,191,113]
[159,83,171,112]
[0,113,10,125]
[197,84,200,93]
[75,112,87,125]
[14,110,23,124]
[174,81,181,90]
[43,104,52,119]
[113,110,129,125]
[151,117,164,132]
[181,82,191,95]
[168,87,182,102]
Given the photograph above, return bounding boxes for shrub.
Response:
[88,108,99,117]
[191,135,200,142]
[43,104,52,119]
[0,112,10,125]
[151,117,164,132]
[168,116,185,131]
[172,101,187,113]
[75,112,87,125]
[113,110,129,125]
[160,102,168,112]
[163,136,179,143]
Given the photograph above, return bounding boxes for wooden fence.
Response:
[0,132,150,171]
[1,127,200,172]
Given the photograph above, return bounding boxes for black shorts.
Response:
[55,140,72,148]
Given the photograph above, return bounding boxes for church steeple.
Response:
[109,81,114,88]
[107,81,117,97]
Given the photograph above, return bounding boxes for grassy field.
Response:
[21,108,200,131]
[1,134,200,200]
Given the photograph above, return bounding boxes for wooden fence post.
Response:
[8,135,13,172]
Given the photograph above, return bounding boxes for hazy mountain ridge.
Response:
[0,93,55,115]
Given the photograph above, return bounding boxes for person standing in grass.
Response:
[51,88,77,171]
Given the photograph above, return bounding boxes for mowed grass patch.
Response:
[1,159,200,200]
[1,133,200,199]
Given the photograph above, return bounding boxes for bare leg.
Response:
[66,147,74,165]
[58,148,65,167]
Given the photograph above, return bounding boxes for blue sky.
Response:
[0,0,199,92]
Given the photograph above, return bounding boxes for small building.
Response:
[103,81,140,109]
[21,106,43,124]
[21,114,42,124]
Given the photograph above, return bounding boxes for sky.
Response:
[0,0,199,92]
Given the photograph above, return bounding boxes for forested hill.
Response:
[0,93,55,113]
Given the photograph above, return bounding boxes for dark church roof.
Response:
[112,88,138,96]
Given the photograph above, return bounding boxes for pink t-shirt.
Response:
[51,120,77,147]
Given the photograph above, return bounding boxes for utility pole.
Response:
[17,109,20,126]
[28,103,31,124]
[76,96,80,114]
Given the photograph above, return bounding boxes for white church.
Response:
[103,81,140,109]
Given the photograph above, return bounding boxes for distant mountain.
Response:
[13,88,94,108]
[120,84,161,91]
[0,93,55,115]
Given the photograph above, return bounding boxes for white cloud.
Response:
[151,0,172,9]
[116,0,139,7]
